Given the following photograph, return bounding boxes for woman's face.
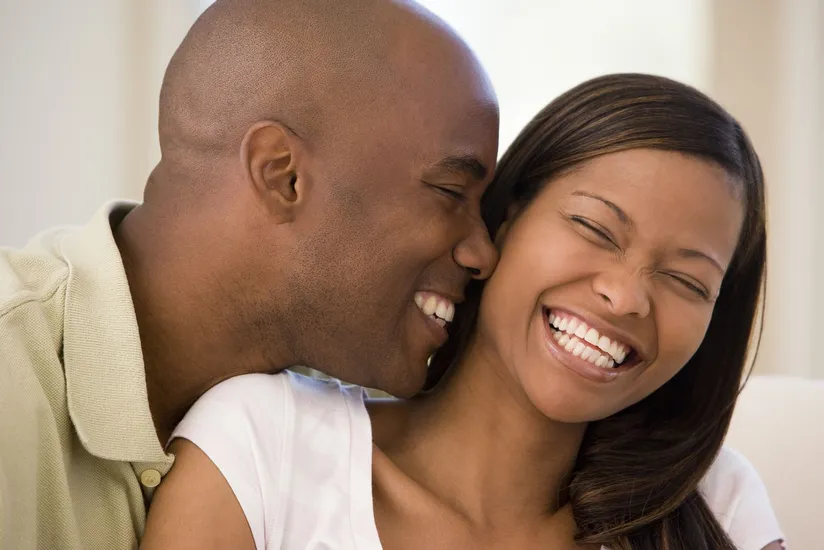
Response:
[476,149,745,423]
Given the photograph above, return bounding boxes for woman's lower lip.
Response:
[542,316,622,384]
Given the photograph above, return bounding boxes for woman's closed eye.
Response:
[662,271,711,300]
[570,215,715,301]
[570,216,617,247]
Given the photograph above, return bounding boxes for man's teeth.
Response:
[414,292,455,326]
[548,312,632,368]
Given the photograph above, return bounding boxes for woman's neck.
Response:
[370,340,588,529]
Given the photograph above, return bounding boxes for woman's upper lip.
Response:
[543,305,651,360]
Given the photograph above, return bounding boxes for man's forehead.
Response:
[414,106,500,179]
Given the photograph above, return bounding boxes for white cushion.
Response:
[725,375,824,549]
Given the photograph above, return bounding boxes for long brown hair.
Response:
[427,74,767,549]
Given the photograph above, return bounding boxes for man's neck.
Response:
[114,204,293,444]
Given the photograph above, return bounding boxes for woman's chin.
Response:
[518,367,628,424]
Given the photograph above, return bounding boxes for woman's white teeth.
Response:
[608,340,619,359]
[548,311,632,366]
[553,330,615,369]
[414,292,455,324]
[584,328,599,346]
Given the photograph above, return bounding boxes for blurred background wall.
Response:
[1,0,821,377]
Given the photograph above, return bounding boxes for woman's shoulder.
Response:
[284,370,367,409]
[169,371,372,549]
[699,446,784,548]
[172,370,363,462]
[284,371,371,460]
[182,370,357,420]
[698,446,765,515]
[702,446,758,480]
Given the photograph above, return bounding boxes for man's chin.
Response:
[367,357,429,398]
[301,348,430,397]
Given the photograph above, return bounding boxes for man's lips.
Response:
[414,291,456,328]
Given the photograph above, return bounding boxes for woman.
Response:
[141,74,785,549]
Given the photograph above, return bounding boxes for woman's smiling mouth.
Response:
[542,307,643,382]
[548,310,632,367]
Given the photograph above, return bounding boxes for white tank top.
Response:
[171,372,785,550]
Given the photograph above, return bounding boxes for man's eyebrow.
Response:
[431,154,488,181]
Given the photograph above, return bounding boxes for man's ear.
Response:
[240,121,308,224]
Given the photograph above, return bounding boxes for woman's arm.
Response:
[137,373,293,550]
[761,542,786,550]
[140,438,256,550]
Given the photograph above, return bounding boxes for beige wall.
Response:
[420,0,713,150]
[0,0,198,246]
[709,0,824,377]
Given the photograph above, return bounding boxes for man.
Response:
[0,0,499,548]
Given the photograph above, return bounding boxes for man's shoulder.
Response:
[0,230,74,446]
[0,227,72,322]
[0,229,75,373]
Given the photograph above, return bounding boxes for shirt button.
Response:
[140,469,162,488]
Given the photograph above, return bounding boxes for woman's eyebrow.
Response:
[571,190,634,230]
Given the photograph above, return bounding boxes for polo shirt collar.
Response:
[61,201,171,466]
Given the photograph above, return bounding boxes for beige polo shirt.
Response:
[0,202,174,550]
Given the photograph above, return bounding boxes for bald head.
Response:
[132,0,499,397]
[157,0,493,166]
